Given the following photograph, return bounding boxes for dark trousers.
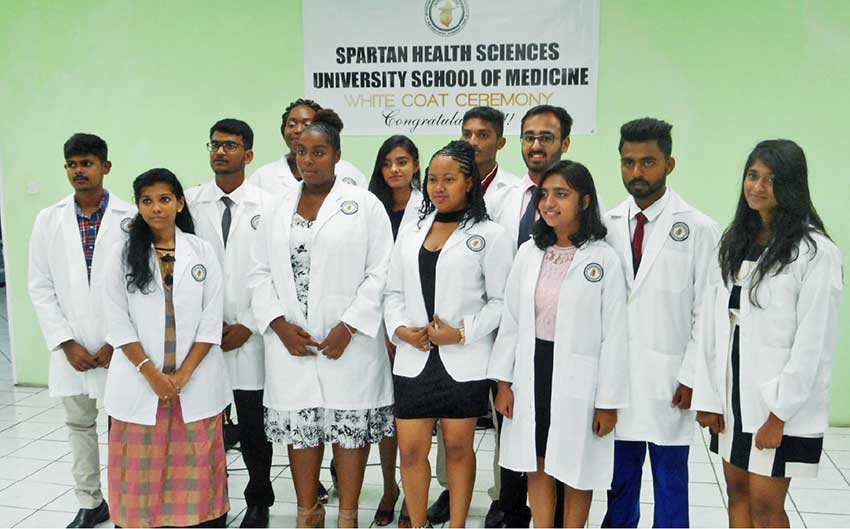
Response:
[602,440,690,528]
[492,383,532,527]
[233,389,274,508]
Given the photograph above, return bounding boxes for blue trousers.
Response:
[601,440,689,528]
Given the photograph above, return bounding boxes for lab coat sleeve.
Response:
[595,251,630,409]
[27,211,75,351]
[462,226,512,345]
[486,251,524,383]
[760,240,843,422]
[677,220,721,387]
[196,245,224,345]
[384,233,413,346]
[341,199,393,338]
[247,206,287,334]
[103,249,140,349]
[690,257,725,414]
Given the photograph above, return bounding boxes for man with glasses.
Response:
[493,105,573,254]
[185,119,274,528]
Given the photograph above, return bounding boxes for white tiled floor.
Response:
[1,289,849,527]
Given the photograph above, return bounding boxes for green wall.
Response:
[2,1,848,423]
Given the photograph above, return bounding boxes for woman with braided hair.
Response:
[384,140,513,527]
[248,98,368,194]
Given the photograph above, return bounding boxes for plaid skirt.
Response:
[108,398,229,527]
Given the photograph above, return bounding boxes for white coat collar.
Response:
[194,179,261,206]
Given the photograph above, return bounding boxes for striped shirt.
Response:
[75,190,110,281]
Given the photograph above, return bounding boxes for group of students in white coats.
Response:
[27,100,842,529]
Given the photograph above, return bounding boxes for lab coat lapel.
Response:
[59,196,89,289]
[272,191,307,328]
[171,229,192,292]
[607,203,635,290]
[632,195,674,295]
[410,215,434,324]
[310,180,344,238]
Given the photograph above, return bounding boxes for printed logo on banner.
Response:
[584,263,603,283]
[424,0,469,36]
[670,222,690,242]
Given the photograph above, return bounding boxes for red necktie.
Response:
[631,212,648,276]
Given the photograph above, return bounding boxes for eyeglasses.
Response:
[206,141,244,153]
[520,133,558,146]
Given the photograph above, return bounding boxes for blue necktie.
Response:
[517,185,537,247]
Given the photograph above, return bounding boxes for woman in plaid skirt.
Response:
[103,168,231,527]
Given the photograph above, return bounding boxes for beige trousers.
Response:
[62,395,104,509]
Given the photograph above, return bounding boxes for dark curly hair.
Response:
[718,139,829,307]
[419,140,489,228]
[531,160,607,249]
[302,108,344,152]
[368,135,421,214]
[279,98,322,136]
[124,168,195,294]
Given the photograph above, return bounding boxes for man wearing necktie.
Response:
[184,119,276,528]
[602,118,720,528]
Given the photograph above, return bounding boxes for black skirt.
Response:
[534,339,554,458]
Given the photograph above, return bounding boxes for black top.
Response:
[389,208,405,240]
[418,245,440,321]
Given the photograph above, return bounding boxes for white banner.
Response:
[303,0,600,136]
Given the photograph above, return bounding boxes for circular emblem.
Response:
[342,176,357,186]
[191,264,207,282]
[120,217,133,233]
[250,214,261,230]
[584,263,604,283]
[424,0,469,36]
[466,235,486,252]
[340,200,359,215]
[670,222,690,242]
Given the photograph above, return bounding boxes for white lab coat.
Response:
[488,239,629,490]
[482,165,519,214]
[604,189,720,445]
[185,181,273,390]
[248,155,367,194]
[397,188,424,236]
[103,229,230,425]
[28,192,136,399]
[692,232,843,436]
[384,213,512,382]
[249,180,394,411]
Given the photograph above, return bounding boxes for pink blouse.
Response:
[534,245,577,341]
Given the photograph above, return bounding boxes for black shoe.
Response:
[240,505,270,528]
[426,489,450,525]
[67,500,110,528]
[484,500,505,528]
[317,481,329,504]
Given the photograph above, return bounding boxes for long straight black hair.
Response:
[718,139,828,305]
[531,160,607,249]
[124,168,195,293]
[368,135,421,214]
[419,140,489,227]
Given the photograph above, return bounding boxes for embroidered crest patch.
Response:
[340,200,359,215]
[120,217,133,233]
[670,222,690,242]
[250,214,261,230]
[584,263,604,282]
[191,264,207,282]
[342,176,357,186]
[466,235,486,252]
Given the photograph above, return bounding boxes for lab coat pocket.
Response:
[564,354,598,401]
[645,349,681,401]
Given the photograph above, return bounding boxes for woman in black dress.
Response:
[384,141,513,527]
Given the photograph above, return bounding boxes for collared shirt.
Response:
[210,180,247,217]
[75,190,110,281]
[519,173,538,221]
[627,186,670,253]
[481,164,499,194]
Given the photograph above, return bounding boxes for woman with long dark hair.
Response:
[367,134,422,526]
[249,109,395,528]
[489,161,629,528]
[693,140,843,528]
[384,140,513,527]
[103,168,230,527]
